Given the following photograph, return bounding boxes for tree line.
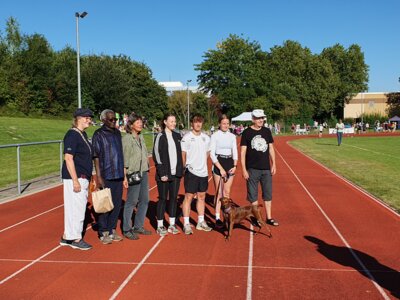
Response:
[0,17,168,122]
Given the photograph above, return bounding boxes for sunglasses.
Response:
[107,118,118,122]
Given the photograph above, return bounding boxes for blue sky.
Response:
[1,0,399,92]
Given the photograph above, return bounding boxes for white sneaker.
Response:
[183,224,193,235]
[196,221,212,232]
[167,225,180,235]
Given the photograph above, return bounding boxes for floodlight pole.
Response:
[187,80,192,130]
[75,11,88,108]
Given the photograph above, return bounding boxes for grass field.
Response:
[290,135,400,212]
[0,117,155,189]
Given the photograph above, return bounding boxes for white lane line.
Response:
[0,204,64,233]
[109,236,165,300]
[0,184,159,233]
[0,246,61,285]
[286,142,400,217]
[246,224,254,300]
[276,149,391,300]
[343,143,399,160]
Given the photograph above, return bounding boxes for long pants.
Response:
[97,178,123,236]
[123,172,149,232]
[337,132,343,145]
[156,176,181,220]
[63,178,88,240]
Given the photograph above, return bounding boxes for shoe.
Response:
[123,230,139,240]
[60,237,72,246]
[215,219,224,229]
[70,239,92,250]
[156,226,168,236]
[100,232,113,244]
[196,221,212,232]
[110,229,123,242]
[266,219,279,226]
[183,224,193,235]
[133,227,152,235]
[167,225,180,235]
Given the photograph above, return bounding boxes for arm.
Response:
[153,133,168,181]
[241,145,249,180]
[94,158,104,188]
[182,151,187,169]
[229,135,238,175]
[269,144,276,175]
[65,153,81,193]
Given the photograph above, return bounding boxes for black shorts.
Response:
[212,156,234,177]
[184,170,208,193]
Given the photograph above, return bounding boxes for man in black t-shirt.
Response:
[240,109,279,226]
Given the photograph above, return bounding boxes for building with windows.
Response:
[344,92,389,119]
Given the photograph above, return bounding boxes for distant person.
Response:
[153,113,183,236]
[335,119,345,146]
[241,109,278,226]
[92,109,125,244]
[318,123,323,138]
[210,114,238,228]
[60,108,95,250]
[122,113,152,240]
[181,114,212,235]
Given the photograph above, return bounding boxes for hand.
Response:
[73,180,81,193]
[271,164,276,176]
[242,170,249,180]
[123,177,129,189]
[228,166,236,175]
[97,176,105,189]
[161,176,168,182]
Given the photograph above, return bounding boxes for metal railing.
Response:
[0,140,63,195]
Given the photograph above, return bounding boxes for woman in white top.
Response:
[210,114,238,228]
[335,119,345,146]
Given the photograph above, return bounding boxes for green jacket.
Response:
[122,132,149,173]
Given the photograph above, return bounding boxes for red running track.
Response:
[0,135,399,299]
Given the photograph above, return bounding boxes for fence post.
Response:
[17,145,21,194]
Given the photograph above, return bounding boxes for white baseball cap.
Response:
[252,109,266,118]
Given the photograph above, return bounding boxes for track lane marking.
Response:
[276,148,391,300]
[246,224,254,300]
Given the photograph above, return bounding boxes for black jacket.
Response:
[153,130,183,181]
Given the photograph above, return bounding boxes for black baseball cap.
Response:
[73,108,94,118]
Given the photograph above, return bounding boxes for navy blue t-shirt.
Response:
[61,129,93,180]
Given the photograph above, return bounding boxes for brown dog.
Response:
[219,197,272,241]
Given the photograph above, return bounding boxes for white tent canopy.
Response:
[231,112,252,122]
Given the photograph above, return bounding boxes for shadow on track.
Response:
[304,235,400,299]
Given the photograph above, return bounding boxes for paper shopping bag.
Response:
[92,188,114,213]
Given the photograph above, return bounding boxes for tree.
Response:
[386,92,400,117]
[195,34,268,117]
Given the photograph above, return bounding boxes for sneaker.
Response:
[100,232,113,244]
[215,219,224,229]
[70,239,92,251]
[123,230,139,240]
[110,230,123,242]
[156,226,168,236]
[167,225,180,235]
[60,237,72,246]
[196,221,212,232]
[133,227,152,235]
[183,224,193,235]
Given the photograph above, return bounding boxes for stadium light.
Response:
[75,11,88,108]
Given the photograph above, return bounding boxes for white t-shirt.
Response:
[209,130,238,164]
[181,131,210,177]
[166,131,177,175]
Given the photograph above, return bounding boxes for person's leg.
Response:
[223,175,234,198]
[260,170,278,226]
[123,183,139,233]
[73,178,89,241]
[247,168,260,205]
[134,172,149,230]
[168,176,181,220]
[156,180,168,227]
[106,179,124,234]
[213,174,222,220]
[196,191,206,218]
[196,176,212,231]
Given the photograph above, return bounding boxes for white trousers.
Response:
[63,178,89,240]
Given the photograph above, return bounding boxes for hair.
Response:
[191,114,204,123]
[161,113,176,130]
[218,114,229,124]
[100,109,114,121]
[125,112,143,134]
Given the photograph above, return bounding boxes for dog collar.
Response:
[224,207,232,214]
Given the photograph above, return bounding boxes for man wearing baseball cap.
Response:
[240,109,279,226]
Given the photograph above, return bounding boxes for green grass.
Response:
[289,136,400,212]
[0,117,155,189]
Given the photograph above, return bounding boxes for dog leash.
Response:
[213,175,226,206]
